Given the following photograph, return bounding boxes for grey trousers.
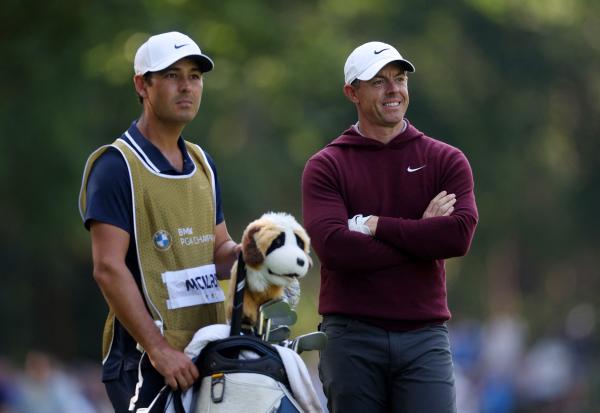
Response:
[319,315,457,413]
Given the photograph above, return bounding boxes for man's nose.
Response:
[179,77,192,91]
[386,79,401,93]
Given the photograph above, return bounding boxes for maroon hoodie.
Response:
[301,120,478,329]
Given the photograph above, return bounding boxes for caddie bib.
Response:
[80,136,226,356]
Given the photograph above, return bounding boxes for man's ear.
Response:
[242,224,264,268]
[133,75,149,99]
[343,83,359,104]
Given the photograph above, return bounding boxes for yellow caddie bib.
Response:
[79,136,226,355]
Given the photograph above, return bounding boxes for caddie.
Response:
[79,31,239,412]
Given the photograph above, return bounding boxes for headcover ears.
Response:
[242,222,264,268]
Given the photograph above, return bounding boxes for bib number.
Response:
[162,264,225,310]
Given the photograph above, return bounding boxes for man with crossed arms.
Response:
[302,41,478,412]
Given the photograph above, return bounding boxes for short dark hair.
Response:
[137,72,154,104]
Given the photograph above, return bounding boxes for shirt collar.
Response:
[125,121,194,175]
[353,119,408,137]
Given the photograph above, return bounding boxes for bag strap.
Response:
[229,253,246,336]
[172,390,186,413]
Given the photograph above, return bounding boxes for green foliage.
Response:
[1,1,599,381]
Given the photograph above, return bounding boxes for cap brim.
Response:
[357,58,415,81]
[148,53,214,74]
[190,54,214,73]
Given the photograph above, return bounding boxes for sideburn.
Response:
[137,73,154,104]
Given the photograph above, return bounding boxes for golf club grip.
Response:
[229,253,246,336]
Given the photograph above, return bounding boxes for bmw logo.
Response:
[153,230,172,251]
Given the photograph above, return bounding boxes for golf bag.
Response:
[185,335,302,412]
[144,255,303,413]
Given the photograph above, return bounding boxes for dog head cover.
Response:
[227,212,312,325]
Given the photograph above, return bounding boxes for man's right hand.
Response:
[148,344,199,391]
[422,191,456,218]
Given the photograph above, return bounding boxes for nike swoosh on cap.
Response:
[174,43,188,49]
[407,165,426,172]
[374,48,389,54]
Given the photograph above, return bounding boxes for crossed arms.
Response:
[301,152,478,272]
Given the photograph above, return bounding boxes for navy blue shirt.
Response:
[84,121,224,380]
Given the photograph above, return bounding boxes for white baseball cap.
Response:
[134,31,214,75]
[344,41,415,85]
